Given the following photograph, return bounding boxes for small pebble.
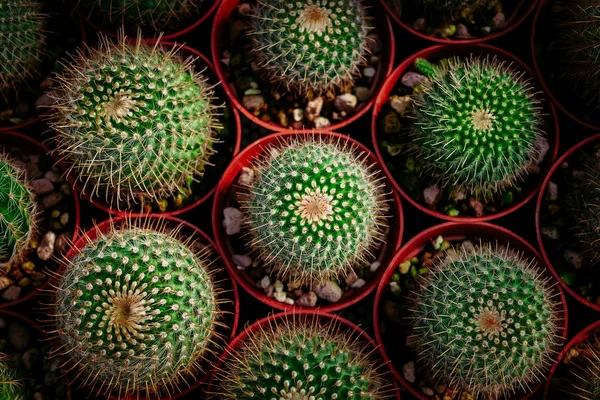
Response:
[314,116,331,129]
[422,387,434,396]
[350,278,366,289]
[363,67,376,78]
[333,93,358,113]
[546,181,558,201]
[223,207,243,235]
[399,260,411,274]
[41,192,63,209]
[26,162,43,180]
[314,280,343,302]
[259,276,271,289]
[59,183,72,195]
[44,170,62,183]
[354,87,370,102]
[481,26,491,34]
[345,271,358,286]
[292,108,304,122]
[274,280,284,293]
[401,72,427,88]
[22,261,35,272]
[2,286,21,302]
[389,95,411,116]
[564,249,583,269]
[284,297,295,305]
[402,361,416,383]
[273,291,287,303]
[305,97,324,120]
[469,198,484,217]
[370,261,380,272]
[541,226,559,240]
[59,213,69,226]
[456,23,469,36]
[423,185,441,206]
[413,17,426,31]
[492,13,506,30]
[535,136,550,165]
[8,322,29,350]
[296,292,318,307]
[232,254,252,268]
[242,95,265,113]
[37,231,56,261]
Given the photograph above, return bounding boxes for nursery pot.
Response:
[0,309,73,400]
[536,134,600,313]
[0,131,80,309]
[531,0,600,130]
[58,215,240,400]
[212,130,404,313]
[543,320,600,399]
[373,222,569,400]
[63,42,241,218]
[207,309,402,399]
[379,0,539,44]
[211,0,395,132]
[73,0,221,43]
[372,43,560,222]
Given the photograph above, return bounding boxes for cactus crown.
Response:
[0,0,48,100]
[51,219,224,398]
[78,0,205,32]
[0,154,37,265]
[49,34,222,210]
[410,56,543,195]
[248,0,371,93]
[0,354,26,400]
[408,242,562,398]
[562,337,600,399]
[212,313,393,399]
[238,136,389,286]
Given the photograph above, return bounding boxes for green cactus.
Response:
[407,242,563,398]
[248,0,371,93]
[237,136,388,286]
[562,337,600,399]
[211,313,393,399]
[410,56,544,195]
[0,354,27,400]
[77,0,206,32]
[48,35,221,211]
[0,154,37,265]
[51,219,223,398]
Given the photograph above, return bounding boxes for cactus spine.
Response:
[0,354,26,400]
[562,337,600,399]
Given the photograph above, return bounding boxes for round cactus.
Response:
[51,219,223,398]
[0,354,27,399]
[407,242,563,398]
[562,337,600,399]
[48,35,221,210]
[77,0,206,32]
[410,56,544,195]
[211,314,392,399]
[0,154,37,265]
[248,0,371,93]
[237,136,388,286]
[0,0,48,100]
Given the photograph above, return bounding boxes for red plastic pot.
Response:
[55,215,240,400]
[0,309,73,400]
[74,0,221,43]
[207,309,401,399]
[61,43,241,218]
[0,131,80,309]
[373,222,569,400]
[380,0,539,44]
[536,134,600,312]
[543,320,600,399]
[372,43,560,222]
[211,0,395,133]
[212,130,404,313]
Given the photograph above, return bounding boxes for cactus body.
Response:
[212,314,392,399]
[49,35,221,210]
[0,0,47,100]
[238,137,388,286]
[563,337,600,399]
[0,354,26,400]
[408,243,562,398]
[248,0,370,93]
[0,155,36,265]
[52,220,222,398]
[411,56,543,195]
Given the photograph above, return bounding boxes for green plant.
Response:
[248,0,371,93]
[407,242,562,398]
[238,136,388,286]
[50,219,224,398]
[0,0,48,100]
[211,314,392,399]
[562,337,600,399]
[48,35,222,210]
[0,154,37,265]
[0,353,26,399]
[410,56,543,195]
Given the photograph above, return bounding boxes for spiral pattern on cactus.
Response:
[408,242,562,398]
[238,136,388,286]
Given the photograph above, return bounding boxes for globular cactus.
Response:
[77,0,205,32]
[0,354,27,400]
[0,0,48,101]
[238,136,388,286]
[50,219,224,398]
[211,314,393,399]
[0,154,37,265]
[248,0,371,93]
[407,242,562,398]
[48,35,221,210]
[410,56,544,195]
[562,337,600,399]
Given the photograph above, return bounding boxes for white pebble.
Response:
[222,207,243,235]
[370,261,380,272]
[259,276,271,289]
[350,278,366,289]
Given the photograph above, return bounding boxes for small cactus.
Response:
[410,56,544,195]
[50,219,224,398]
[0,353,27,399]
[248,0,371,93]
[0,0,48,101]
[562,337,600,399]
[211,313,393,399]
[48,34,222,210]
[407,242,563,398]
[237,136,388,286]
[0,154,37,265]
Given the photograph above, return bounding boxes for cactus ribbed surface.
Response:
[0,354,26,400]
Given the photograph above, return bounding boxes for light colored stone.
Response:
[363,67,376,78]
[237,167,254,186]
[30,179,54,196]
[223,207,243,235]
[2,286,21,302]
[292,108,304,122]
[546,181,558,201]
[354,87,370,102]
[37,231,56,261]
[259,276,271,289]
[305,97,324,120]
[232,254,252,268]
[389,95,411,116]
[345,270,358,286]
[535,136,550,165]
[334,93,358,113]
[350,278,366,289]
[42,192,63,209]
[564,249,583,269]
[423,185,441,206]
[44,170,62,183]
[541,226,559,240]
[242,95,265,112]
[401,72,426,88]
[370,261,380,272]
[59,213,69,226]
[421,387,434,396]
[273,291,287,303]
[492,13,506,30]
[314,280,343,302]
[296,292,318,307]
[456,23,469,36]
[314,116,331,129]
[413,18,426,31]
[402,361,416,383]
[284,297,295,305]
[274,280,284,293]
[469,198,484,217]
